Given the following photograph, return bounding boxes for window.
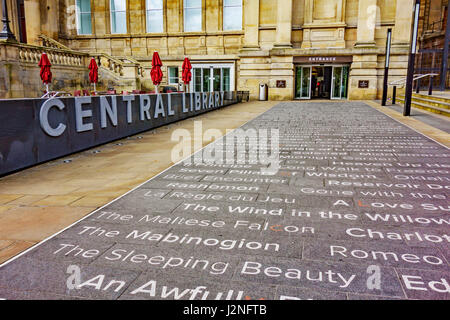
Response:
[191,65,234,92]
[146,0,163,33]
[223,0,242,31]
[168,67,179,85]
[222,68,230,91]
[194,69,202,92]
[184,0,202,32]
[110,0,127,34]
[76,0,92,35]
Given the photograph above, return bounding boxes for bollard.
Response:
[428,76,433,96]
[392,86,397,105]
[416,79,420,94]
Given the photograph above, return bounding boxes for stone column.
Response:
[393,0,414,47]
[206,0,219,32]
[274,0,292,47]
[243,0,259,49]
[24,0,40,44]
[44,0,59,40]
[355,0,377,47]
[92,0,107,36]
[304,0,313,24]
[129,0,145,34]
[336,0,344,23]
[166,0,180,33]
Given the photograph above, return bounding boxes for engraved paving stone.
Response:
[0,101,449,300]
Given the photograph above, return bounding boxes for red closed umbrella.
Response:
[151,52,163,93]
[182,57,192,92]
[89,57,99,92]
[39,53,52,93]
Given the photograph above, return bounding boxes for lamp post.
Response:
[382,28,392,106]
[0,0,16,41]
[404,0,421,116]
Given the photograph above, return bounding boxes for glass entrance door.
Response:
[202,68,211,92]
[295,66,311,99]
[192,66,232,92]
[213,68,221,92]
[331,66,349,99]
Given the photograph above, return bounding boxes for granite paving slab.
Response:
[0,101,448,300]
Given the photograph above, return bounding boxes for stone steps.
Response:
[396,94,450,117]
[413,92,450,104]
[410,93,450,108]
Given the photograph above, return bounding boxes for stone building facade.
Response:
[1,0,420,100]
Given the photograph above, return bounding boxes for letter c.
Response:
[39,98,67,137]
[346,228,366,238]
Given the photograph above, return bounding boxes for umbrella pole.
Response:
[46,84,49,95]
[94,83,96,93]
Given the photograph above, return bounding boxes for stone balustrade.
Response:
[92,53,125,77]
[18,45,86,67]
[39,35,72,51]
[118,56,146,78]
[1,36,146,98]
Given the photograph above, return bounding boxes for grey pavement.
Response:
[0,101,449,300]
[383,102,450,133]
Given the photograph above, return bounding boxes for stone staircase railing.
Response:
[38,35,146,79]
[119,56,145,77]
[39,35,72,51]
[18,43,87,66]
[0,35,148,98]
[90,53,125,77]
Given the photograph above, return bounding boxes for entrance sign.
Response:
[294,56,353,64]
[0,92,245,176]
